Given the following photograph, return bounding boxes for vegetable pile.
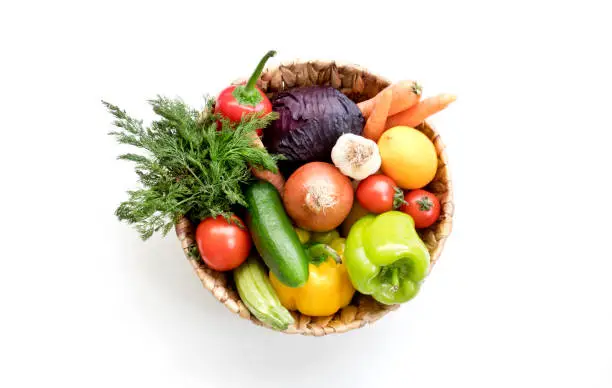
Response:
[108,51,455,331]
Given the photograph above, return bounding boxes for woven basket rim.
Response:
[175,60,454,336]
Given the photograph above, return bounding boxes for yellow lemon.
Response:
[377,126,438,189]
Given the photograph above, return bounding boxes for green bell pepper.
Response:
[344,211,430,305]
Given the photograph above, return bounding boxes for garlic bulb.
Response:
[331,133,381,180]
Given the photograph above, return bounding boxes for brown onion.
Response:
[283,162,354,232]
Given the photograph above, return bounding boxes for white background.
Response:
[1,1,611,387]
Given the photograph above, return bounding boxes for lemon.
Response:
[377,126,438,189]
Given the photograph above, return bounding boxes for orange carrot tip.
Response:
[440,93,457,104]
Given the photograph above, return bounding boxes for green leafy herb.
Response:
[105,96,280,240]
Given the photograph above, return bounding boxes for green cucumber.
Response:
[245,181,309,287]
[234,256,294,331]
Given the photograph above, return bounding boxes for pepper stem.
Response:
[245,50,276,91]
[390,268,400,292]
[305,243,342,265]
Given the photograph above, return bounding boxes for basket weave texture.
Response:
[175,61,454,336]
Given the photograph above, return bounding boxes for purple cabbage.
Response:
[264,86,365,162]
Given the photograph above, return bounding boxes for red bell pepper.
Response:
[214,50,276,136]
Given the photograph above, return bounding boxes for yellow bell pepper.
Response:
[269,236,355,317]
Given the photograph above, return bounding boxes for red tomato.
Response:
[400,189,441,228]
[356,174,403,214]
[195,215,251,271]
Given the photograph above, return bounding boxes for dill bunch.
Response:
[105,96,281,240]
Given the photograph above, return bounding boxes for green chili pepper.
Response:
[344,211,430,305]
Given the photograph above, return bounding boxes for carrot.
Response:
[250,135,285,195]
[363,88,393,141]
[358,80,422,118]
[385,94,457,129]
[251,165,285,195]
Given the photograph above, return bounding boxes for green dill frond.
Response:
[105,97,280,240]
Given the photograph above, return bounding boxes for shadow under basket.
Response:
[175,61,454,336]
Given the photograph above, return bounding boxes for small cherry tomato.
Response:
[400,189,441,228]
[195,215,251,271]
[356,174,405,214]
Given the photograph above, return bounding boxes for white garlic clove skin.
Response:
[331,133,381,180]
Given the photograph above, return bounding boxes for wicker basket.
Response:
[175,60,454,336]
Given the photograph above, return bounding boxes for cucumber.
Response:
[234,256,294,331]
[245,181,309,287]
